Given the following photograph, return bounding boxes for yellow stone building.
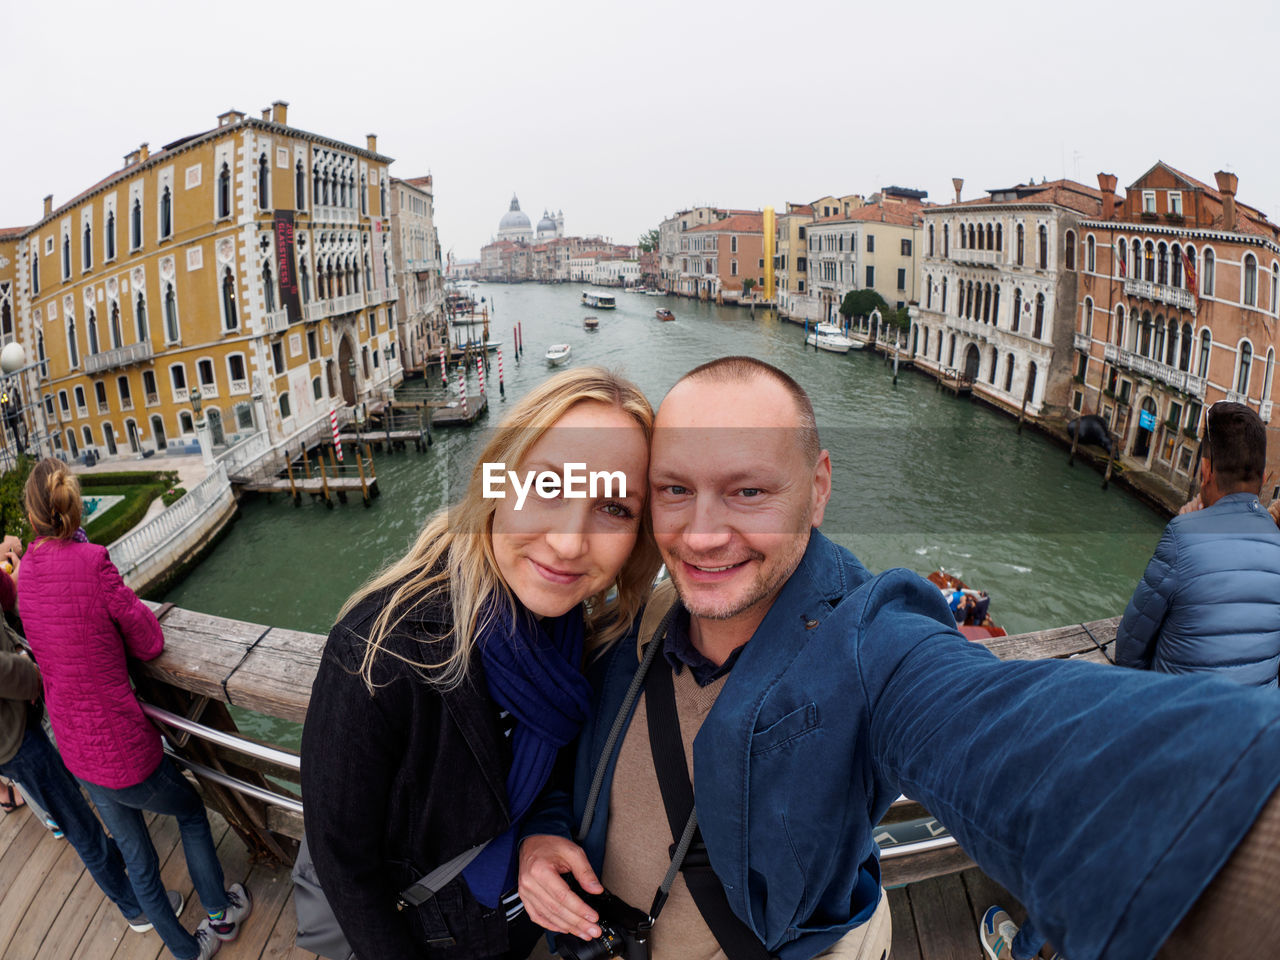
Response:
[0,101,401,464]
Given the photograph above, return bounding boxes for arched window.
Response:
[1016,224,1024,266]
[1144,241,1155,281]
[1203,248,1215,296]
[1011,288,1022,332]
[0,301,9,338]
[1165,318,1177,367]
[106,211,116,260]
[263,262,276,313]
[1272,262,1279,314]
[968,224,975,249]
[1132,239,1141,279]
[179,411,194,434]
[1026,362,1038,404]
[1157,243,1168,285]
[1038,225,1048,268]
[109,301,122,349]
[1004,354,1015,392]
[1140,311,1153,357]
[1115,238,1126,278]
[941,276,948,312]
[1243,253,1258,307]
[1183,244,1195,289]
[131,198,142,249]
[258,154,270,210]
[947,334,956,368]
[1197,329,1212,378]
[986,223,994,250]
[1237,341,1254,395]
[1064,230,1076,270]
[1033,293,1045,339]
[926,273,933,309]
[67,318,79,369]
[83,223,92,270]
[983,283,992,323]
[927,224,935,256]
[312,376,323,400]
[992,285,1000,326]
[364,254,372,292]
[37,333,46,378]
[360,174,368,215]
[943,224,950,257]
[279,392,291,419]
[317,163,327,205]
[989,345,998,384]
[31,252,39,295]
[87,309,99,354]
[222,268,238,330]
[380,178,387,216]
[62,234,70,279]
[996,223,1003,251]
[136,292,148,342]
[1265,348,1276,402]
[160,186,172,238]
[299,259,310,305]
[296,160,306,210]
[1113,304,1125,346]
[1082,297,1093,336]
[1180,322,1193,372]
[1171,244,1182,287]
[1086,235,1095,272]
[965,281,973,319]
[164,283,179,342]
[218,162,231,218]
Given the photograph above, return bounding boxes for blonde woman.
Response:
[301,368,661,959]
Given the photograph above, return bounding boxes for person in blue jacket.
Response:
[518,357,1280,960]
[1115,400,1280,685]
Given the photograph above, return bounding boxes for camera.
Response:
[553,875,652,960]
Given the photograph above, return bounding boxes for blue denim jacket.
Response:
[527,530,1280,960]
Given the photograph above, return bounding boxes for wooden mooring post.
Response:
[318,455,332,508]
[285,456,298,506]
[356,449,370,507]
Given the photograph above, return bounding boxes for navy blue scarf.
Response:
[461,601,591,906]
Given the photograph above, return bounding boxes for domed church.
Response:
[536,209,565,241]
[497,194,533,243]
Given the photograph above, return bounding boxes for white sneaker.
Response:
[126,890,185,933]
[208,882,252,942]
[192,919,221,958]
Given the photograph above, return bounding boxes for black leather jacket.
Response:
[301,585,514,958]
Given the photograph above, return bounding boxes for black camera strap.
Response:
[645,654,774,960]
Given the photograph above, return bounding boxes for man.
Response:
[520,357,1280,960]
[1115,401,1280,686]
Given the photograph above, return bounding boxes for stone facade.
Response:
[389,175,445,370]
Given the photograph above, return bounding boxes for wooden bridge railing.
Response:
[131,599,1123,878]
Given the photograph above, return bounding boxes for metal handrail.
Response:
[878,835,958,860]
[166,750,304,815]
[142,702,300,771]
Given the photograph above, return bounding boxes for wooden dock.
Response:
[431,395,488,426]
[0,803,318,960]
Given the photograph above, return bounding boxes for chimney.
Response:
[124,148,140,167]
[1097,172,1118,220]
[261,108,271,121]
[43,195,53,218]
[366,133,378,153]
[1215,170,1239,232]
[271,100,289,125]
[952,178,964,203]
[138,143,149,162]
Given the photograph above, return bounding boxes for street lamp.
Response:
[0,343,30,459]
[190,385,204,422]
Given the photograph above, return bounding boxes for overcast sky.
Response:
[5,0,1278,261]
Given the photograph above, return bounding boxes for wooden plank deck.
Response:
[0,804,318,960]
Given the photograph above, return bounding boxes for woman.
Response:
[18,460,252,960]
[301,367,661,959]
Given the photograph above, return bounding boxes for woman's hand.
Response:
[517,834,604,941]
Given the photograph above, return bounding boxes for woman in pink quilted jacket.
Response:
[18,459,251,960]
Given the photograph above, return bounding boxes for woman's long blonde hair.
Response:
[344,367,662,692]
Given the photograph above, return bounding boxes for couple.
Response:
[302,358,1280,960]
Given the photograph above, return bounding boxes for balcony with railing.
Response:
[1226,390,1248,405]
[954,247,1003,267]
[310,204,359,225]
[85,340,154,375]
[1123,277,1197,314]
[1073,332,1091,351]
[1104,342,1207,399]
[303,292,365,322]
[264,309,290,334]
[366,286,398,306]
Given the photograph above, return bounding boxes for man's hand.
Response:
[0,537,21,559]
[1269,498,1280,529]
[518,834,604,941]
[1179,494,1204,515]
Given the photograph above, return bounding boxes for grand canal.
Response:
[164,282,1167,738]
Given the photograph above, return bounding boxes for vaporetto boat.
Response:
[581,289,617,309]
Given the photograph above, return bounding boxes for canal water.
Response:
[164,282,1167,743]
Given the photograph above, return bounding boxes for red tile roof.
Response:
[936,179,1103,216]
[812,198,926,227]
[0,226,29,239]
[686,213,763,234]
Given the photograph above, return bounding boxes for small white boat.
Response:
[805,322,860,354]
[583,316,599,330]
[581,290,617,309]
[545,344,572,366]
[643,289,664,296]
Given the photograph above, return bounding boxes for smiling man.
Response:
[519,357,1280,960]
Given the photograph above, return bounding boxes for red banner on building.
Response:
[274,210,303,324]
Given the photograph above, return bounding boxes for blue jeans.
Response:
[1012,917,1046,959]
[0,725,141,920]
[80,757,228,960]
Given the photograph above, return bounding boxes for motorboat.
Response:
[926,571,1007,641]
[583,316,599,330]
[655,308,675,322]
[805,322,860,354]
[581,289,617,309]
[545,344,572,366]
[643,289,664,296]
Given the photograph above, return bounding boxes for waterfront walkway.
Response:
[0,804,316,960]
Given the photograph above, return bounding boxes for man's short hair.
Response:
[1207,401,1266,489]
[675,356,821,464]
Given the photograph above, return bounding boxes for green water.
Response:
[162,282,1167,743]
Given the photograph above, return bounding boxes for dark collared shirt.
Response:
[661,604,743,686]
